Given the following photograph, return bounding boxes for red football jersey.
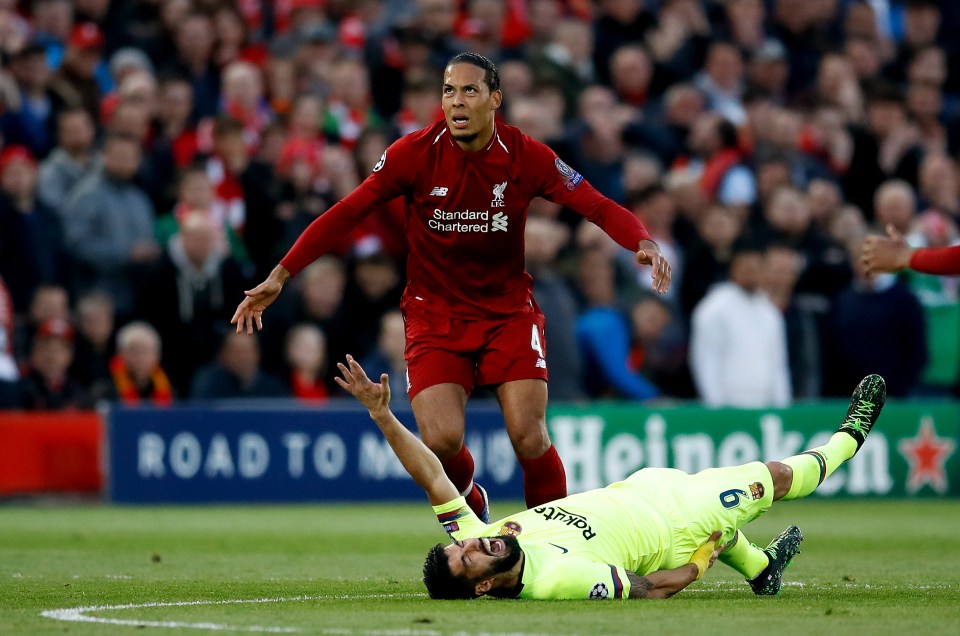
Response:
[281,121,653,319]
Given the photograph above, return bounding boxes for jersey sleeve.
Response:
[909,245,960,275]
[431,497,490,540]
[526,139,652,251]
[279,139,413,276]
[522,555,631,600]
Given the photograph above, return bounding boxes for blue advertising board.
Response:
[107,404,523,503]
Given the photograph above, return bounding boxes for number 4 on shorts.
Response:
[530,325,544,357]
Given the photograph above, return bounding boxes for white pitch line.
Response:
[40,594,419,634]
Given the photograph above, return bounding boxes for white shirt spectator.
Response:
[689,281,791,408]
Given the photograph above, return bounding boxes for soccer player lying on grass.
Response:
[336,355,886,601]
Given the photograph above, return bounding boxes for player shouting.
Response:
[335,354,886,600]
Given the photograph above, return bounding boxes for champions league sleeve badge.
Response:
[554,157,583,191]
[373,150,386,172]
[589,583,609,599]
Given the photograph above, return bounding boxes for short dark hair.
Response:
[715,117,739,150]
[446,52,500,93]
[212,115,245,139]
[422,544,480,600]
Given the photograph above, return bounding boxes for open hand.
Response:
[862,224,912,274]
[637,240,672,294]
[231,266,290,334]
[335,355,392,415]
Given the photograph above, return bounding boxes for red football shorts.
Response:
[402,301,549,400]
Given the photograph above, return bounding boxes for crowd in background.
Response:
[0,0,958,410]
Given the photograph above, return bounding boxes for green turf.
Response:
[1,499,959,635]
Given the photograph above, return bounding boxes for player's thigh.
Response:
[475,310,548,387]
[411,381,469,458]
[404,306,477,398]
[673,462,775,552]
[495,378,550,458]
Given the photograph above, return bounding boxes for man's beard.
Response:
[451,131,479,144]
[486,535,522,576]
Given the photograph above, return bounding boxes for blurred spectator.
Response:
[525,216,583,401]
[62,133,159,317]
[190,331,287,400]
[694,41,746,125]
[203,116,280,278]
[37,107,100,214]
[16,318,89,410]
[917,152,959,217]
[874,179,917,236]
[360,309,409,404]
[0,276,17,407]
[626,184,683,306]
[897,211,960,395]
[747,39,790,104]
[157,74,199,169]
[162,11,219,120]
[0,145,67,313]
[608,44,654,109]
[30,0,74,68]
[689,238,791,407]
[592,0,656,85]
[264,256,349,380]
[70,289,116,402]
[339,248,403,363]
[108,320,173,406]
[824,241,927,398]
[285,322,331,402]
[0,43,57,158]
[762,243,822,399]
[680,112,756,214]
[48,22,105,122]
[576,248,661,401]
[139,210,252,396]
[758,186,852,301]
[845,82,924,217]
[680,204,741,318]
[220,61,272,148]
[324,58,383,147]
[12,282,70,369]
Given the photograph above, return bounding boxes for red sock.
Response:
[518,445,567,508]
[439,445,485,516]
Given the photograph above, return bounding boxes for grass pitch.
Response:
[2,499,959,636]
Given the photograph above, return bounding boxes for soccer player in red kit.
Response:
[863,224,960,276]
[232,53,671,520]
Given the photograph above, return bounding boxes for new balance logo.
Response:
[536,357,546,369]
[429,186,449,196]
[492,212,508,232]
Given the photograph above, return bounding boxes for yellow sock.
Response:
[718,531,770,580]
[781,433,858,500]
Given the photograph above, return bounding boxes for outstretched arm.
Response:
[335,355,459,505]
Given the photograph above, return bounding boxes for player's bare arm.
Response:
[636,239,672,294]
[861,224,913,275]
[625,531,723,599]
[231,264,291,334]
[335,355,459,506]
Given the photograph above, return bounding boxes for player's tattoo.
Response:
[627,572,655,599]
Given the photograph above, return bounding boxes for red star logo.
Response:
[898,417,956,494]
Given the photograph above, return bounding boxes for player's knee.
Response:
[766,461,792,500]
[509,422,551,459]
[419,426,463,459]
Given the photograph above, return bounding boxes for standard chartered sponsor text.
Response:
[431,208,492,232]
